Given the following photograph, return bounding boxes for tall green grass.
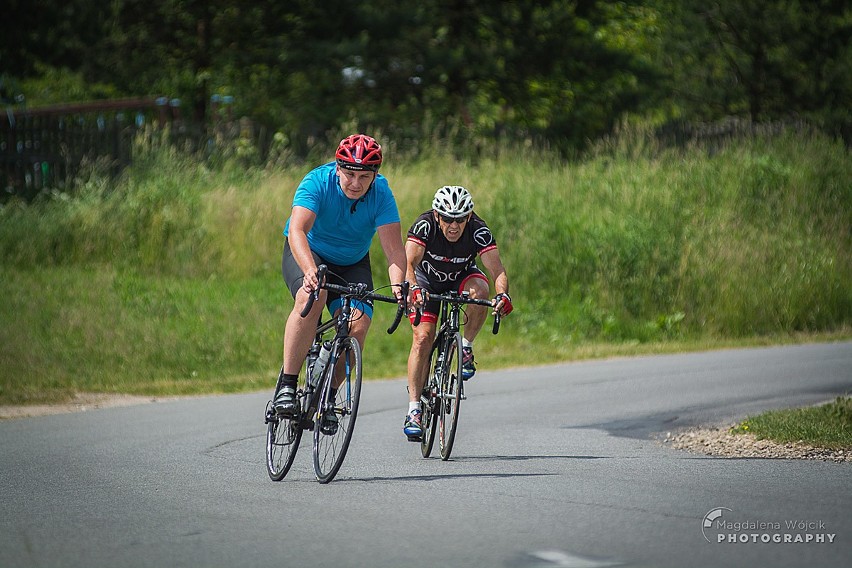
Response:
[1,128,849,404]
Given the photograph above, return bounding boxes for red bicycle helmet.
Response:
[336,134,383,172]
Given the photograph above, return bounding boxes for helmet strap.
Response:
[349,182,373,214]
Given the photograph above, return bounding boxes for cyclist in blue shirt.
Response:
[272,135,407,428]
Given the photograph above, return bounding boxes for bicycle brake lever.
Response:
[300,264,327,318]
[387,281,409,334]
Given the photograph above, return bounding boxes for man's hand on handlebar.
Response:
[393,282,406,304]
[408,285,428,310]
[384,281,411,335]
[301,265,323,294]
[299,265,329,318]
[393,281,411,310]
[493,292,513,316]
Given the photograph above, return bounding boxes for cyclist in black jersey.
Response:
[402,185,513,439]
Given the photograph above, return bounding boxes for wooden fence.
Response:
[1,96,239,202]
[4,98,829,203]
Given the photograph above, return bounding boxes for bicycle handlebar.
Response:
[298,264,409,334]
[421,292,501,335]
[299,265,328,318]
[385,281,409,334]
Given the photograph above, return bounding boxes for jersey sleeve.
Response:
[373,178,401,226]
[407,212,433,246]
[471,215,497,254]
[292,170,323,214]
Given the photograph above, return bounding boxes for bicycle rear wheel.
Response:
[438,332,463,460]
[266,395,303,480]
[313,336,362,483]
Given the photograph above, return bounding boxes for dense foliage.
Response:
[2,0,849,152]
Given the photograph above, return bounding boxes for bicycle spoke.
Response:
[420,345,441,458]
[313,337,362,483]
[266,402,303,481]
[438,333,463,460]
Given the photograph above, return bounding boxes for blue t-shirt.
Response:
[283,162,400,265]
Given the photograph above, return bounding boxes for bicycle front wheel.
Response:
[313,336,363,483]
[438,332,463,460]
[420,341,442,458]
[266,403,303,481]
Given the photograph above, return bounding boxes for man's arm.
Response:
[480,248,508,296]
[404,238,426,308]
[377,222,407,293]
[404,239,425,283]
[288,205,319,291]
[480,247,512,315]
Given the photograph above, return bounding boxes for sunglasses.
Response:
[438,213,469,224]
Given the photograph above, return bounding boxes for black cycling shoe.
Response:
[320,410,339,435]
[273,387,298,417]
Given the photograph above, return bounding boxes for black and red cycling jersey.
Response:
[406,211,497,288]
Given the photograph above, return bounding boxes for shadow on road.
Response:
[345,472,558,483]
[342,454,613,483]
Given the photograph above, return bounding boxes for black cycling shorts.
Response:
[412,266,488,324]
[281,239,375,318]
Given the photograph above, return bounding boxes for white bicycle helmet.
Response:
[432,185,474,217]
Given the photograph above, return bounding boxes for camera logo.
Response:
[702,507,732,542]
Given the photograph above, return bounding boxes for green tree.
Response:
[4,0,847,154]
[651,0,851,137]
[315,0,658,152]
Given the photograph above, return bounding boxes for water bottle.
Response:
[435,349,445,377]
[306,344,320,381]
[309,342,332,387]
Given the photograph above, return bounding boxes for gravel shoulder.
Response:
[662,426,850,463]
[0,393,184,420]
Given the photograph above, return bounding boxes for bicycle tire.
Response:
[266,406,303,481]
[313,336,363,483]
[438,332,463,460]
[420,340,442,458]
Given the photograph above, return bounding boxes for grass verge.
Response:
[730,396,852,449]
[1,128,849,408]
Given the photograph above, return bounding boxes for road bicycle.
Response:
[417,291,500,460]
[265,265,408,483]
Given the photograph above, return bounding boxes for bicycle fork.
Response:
[318,344,356,420]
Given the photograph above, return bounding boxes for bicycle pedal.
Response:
[406,434,422,442]
[460,392,467,400]
[264,402,276,423]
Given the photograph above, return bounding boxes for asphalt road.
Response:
[2,341,850,568]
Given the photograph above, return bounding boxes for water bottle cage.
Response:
[309,364,322,388]
[309,342,333,388]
